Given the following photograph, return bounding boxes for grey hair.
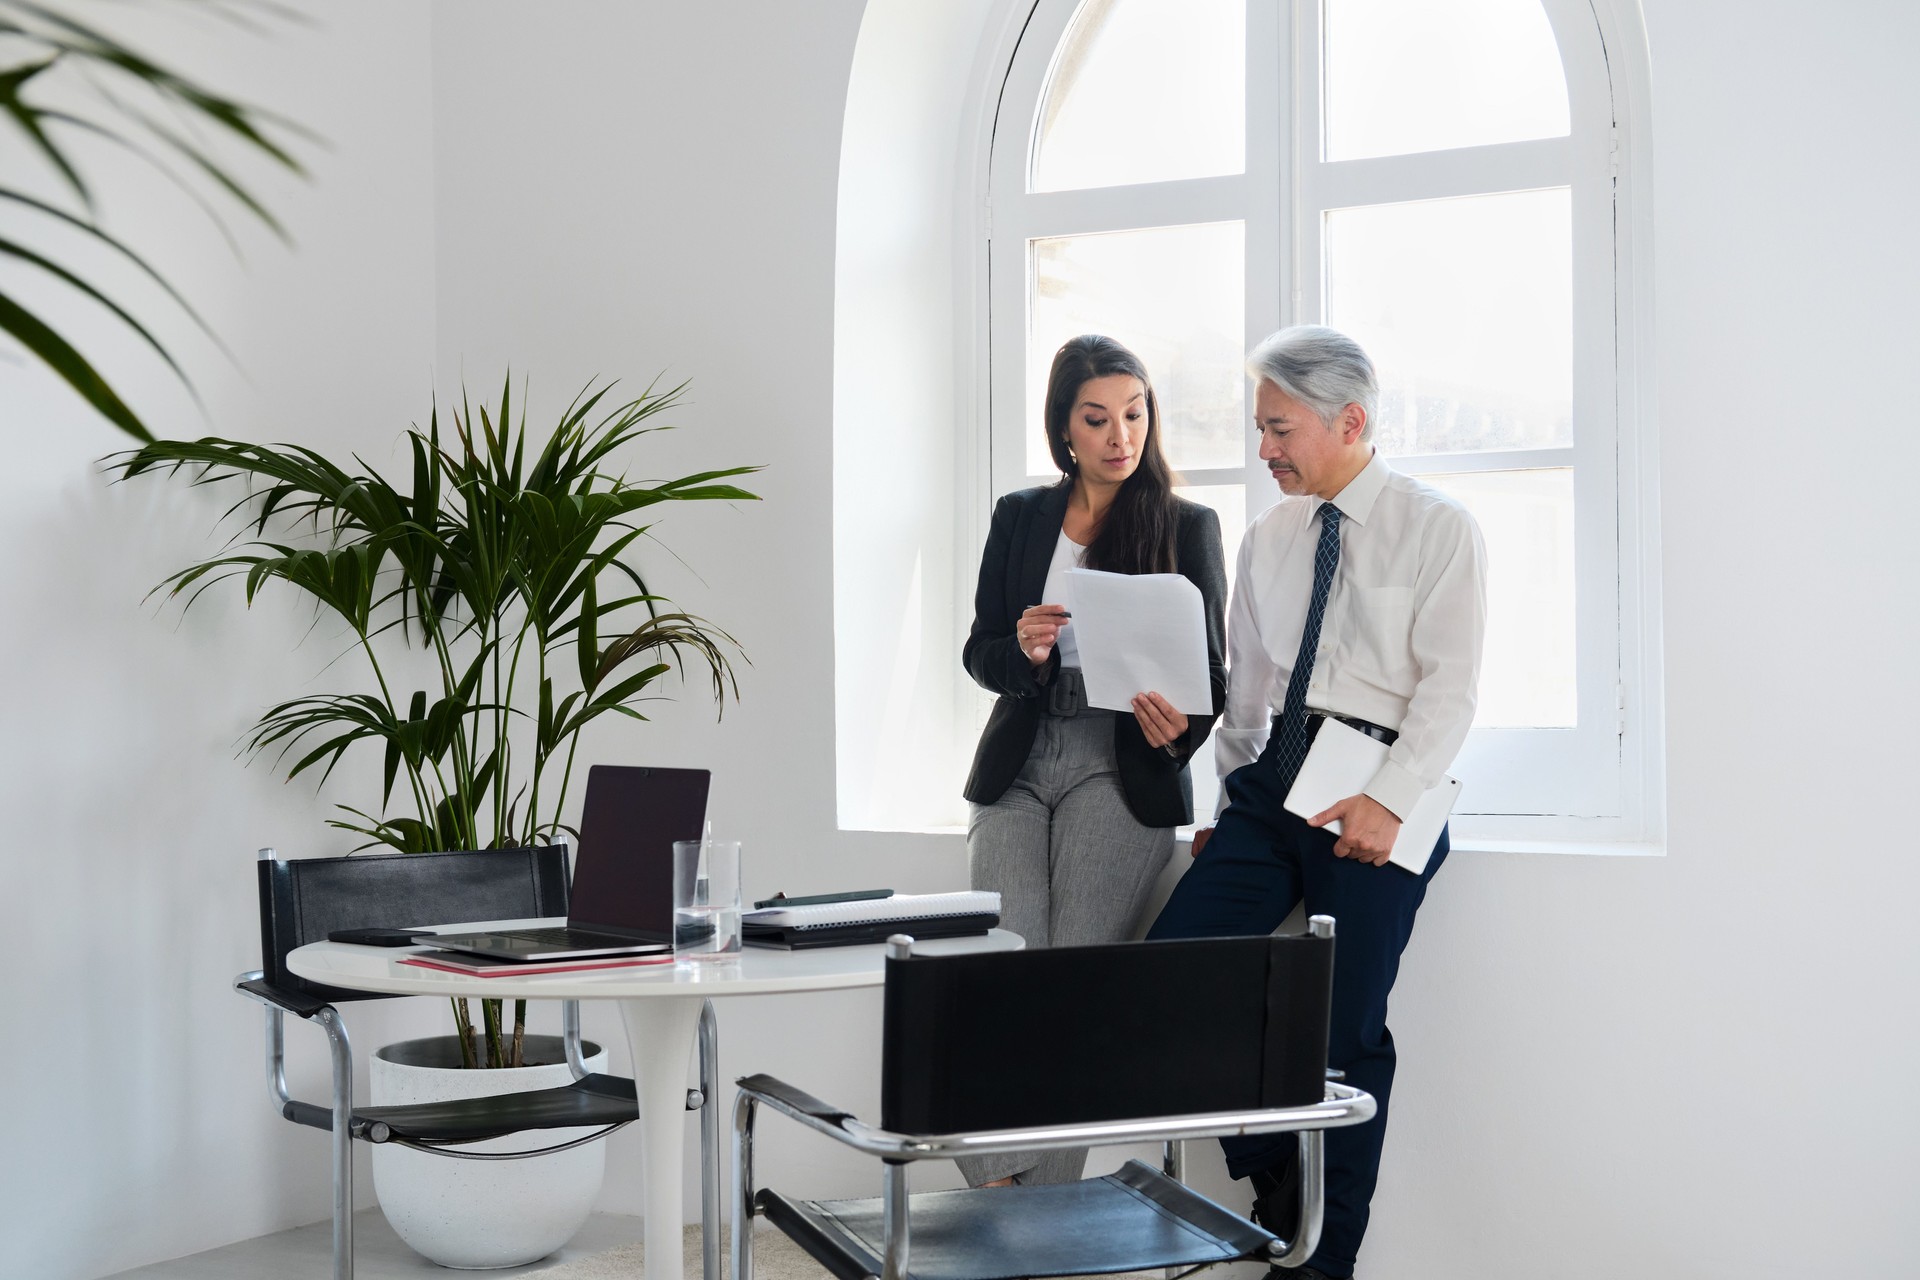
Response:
[1246,326,1379,443]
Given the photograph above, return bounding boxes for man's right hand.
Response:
[1016,604,1070,667]
[1189,826,1215,859]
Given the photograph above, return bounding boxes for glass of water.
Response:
[672,838,742,964]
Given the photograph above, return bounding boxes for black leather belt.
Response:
[1276,709,1399,746]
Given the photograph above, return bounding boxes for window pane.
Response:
[1176,483,1247,584]
[1029,223,1245,475]
[1326,189,1571,456]
[1324,0,1569,161]
[1421,468,1575,728]
[1033,0,1245,192]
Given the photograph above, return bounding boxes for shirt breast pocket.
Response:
[1353,585,1417,682]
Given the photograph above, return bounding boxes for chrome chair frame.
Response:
[732,921,1376,1280]
[236,847,722,1280]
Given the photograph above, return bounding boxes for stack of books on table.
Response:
[742,890,1000,950]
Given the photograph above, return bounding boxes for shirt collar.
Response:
[1323,448,1387,527]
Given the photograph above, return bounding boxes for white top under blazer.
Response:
[1037,530,1087,669]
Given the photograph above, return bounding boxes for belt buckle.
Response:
[1048,669,1083,717]
[1310,709,1380,744]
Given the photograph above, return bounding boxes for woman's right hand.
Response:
[1015,605,1070,667]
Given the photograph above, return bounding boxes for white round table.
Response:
[288,924,1022,1280]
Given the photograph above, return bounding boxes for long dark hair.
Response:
[1043,334,1178,575]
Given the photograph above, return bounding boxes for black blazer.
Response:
[962,484,1229,828]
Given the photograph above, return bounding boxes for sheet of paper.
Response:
[1065,568,1211,715]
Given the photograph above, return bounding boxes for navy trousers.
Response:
[1145,734,1447,1278]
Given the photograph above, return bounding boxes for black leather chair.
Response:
[732,919,1375,1280]
[235,846,669,1280]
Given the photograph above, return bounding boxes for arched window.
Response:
[983,0,1658,843]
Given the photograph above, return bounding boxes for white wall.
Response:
[0,5,443,1279]
[4,1,1918,1277]
[831,0,988,834]
[1365,1,1920,1273]
[424,0,963,1225]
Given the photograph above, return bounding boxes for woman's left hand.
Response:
[1131,691,1189,750]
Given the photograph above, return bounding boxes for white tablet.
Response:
[1281,717,1460,876]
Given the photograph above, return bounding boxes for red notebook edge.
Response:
[399,952,675,978]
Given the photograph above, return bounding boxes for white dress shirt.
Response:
[1038,530,1087,668]
[1216,450,1488,820]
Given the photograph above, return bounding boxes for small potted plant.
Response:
[117,376,758,1267]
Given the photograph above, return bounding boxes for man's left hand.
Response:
[1308,794,1401,867]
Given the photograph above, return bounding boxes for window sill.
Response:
[1174,827,1665,859]
[853,826,1666,860]
[1437,836,1664,858]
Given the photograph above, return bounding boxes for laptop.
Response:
[427,765,711,961]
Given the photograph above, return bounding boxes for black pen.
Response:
[753,889,894,910]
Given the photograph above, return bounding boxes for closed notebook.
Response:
[742,890,1000,949]
[399,950,675,977]
[1281,718,1460,876]
[743,890,1000,929]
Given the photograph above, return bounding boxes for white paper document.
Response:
[1281,717,1461,876]
[1065,568,1212,715]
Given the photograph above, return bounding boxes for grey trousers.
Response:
[959,710,1176,1186]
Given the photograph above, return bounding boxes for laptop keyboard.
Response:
[498,927,574,944]
[499,926,636,946]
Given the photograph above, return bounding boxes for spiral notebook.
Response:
[742,890,1001,949]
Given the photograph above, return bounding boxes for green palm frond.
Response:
[0,0,308,440]
[120,375,762,857]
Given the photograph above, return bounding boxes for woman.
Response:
[960,334,1228,1186]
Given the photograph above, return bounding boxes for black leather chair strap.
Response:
[756,1189,884,1280]
[1106,1159,1274,1253]
[764,1159,1275,1280]
[257,846,570,1007]
[278,1073,637,1143]
[738,1073,855,1126]
[881,934,1333,1134]
[283,1100,336,1131]
[350,1072,638,1144]
[237,976,331,1020]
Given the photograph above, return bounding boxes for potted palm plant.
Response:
[115,375,759,1266]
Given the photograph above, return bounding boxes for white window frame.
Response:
[978,0,1663,850]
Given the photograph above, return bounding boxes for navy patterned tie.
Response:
[1273,503,1343,788]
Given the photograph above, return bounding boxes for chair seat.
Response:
[756,1159,1276,1280]
[348,1072,638,1144]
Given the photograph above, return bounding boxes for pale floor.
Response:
[100,1209,647,1280]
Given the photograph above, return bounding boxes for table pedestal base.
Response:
[619,994,712,1280]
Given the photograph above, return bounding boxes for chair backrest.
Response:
[258,847,571,1005]
[880,934,1332,1135]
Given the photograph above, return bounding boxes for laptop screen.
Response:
[570,765,711,936]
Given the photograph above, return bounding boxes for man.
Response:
[1147,326,1487,1280]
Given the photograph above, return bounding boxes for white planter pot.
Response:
[370,1034,610,1270]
